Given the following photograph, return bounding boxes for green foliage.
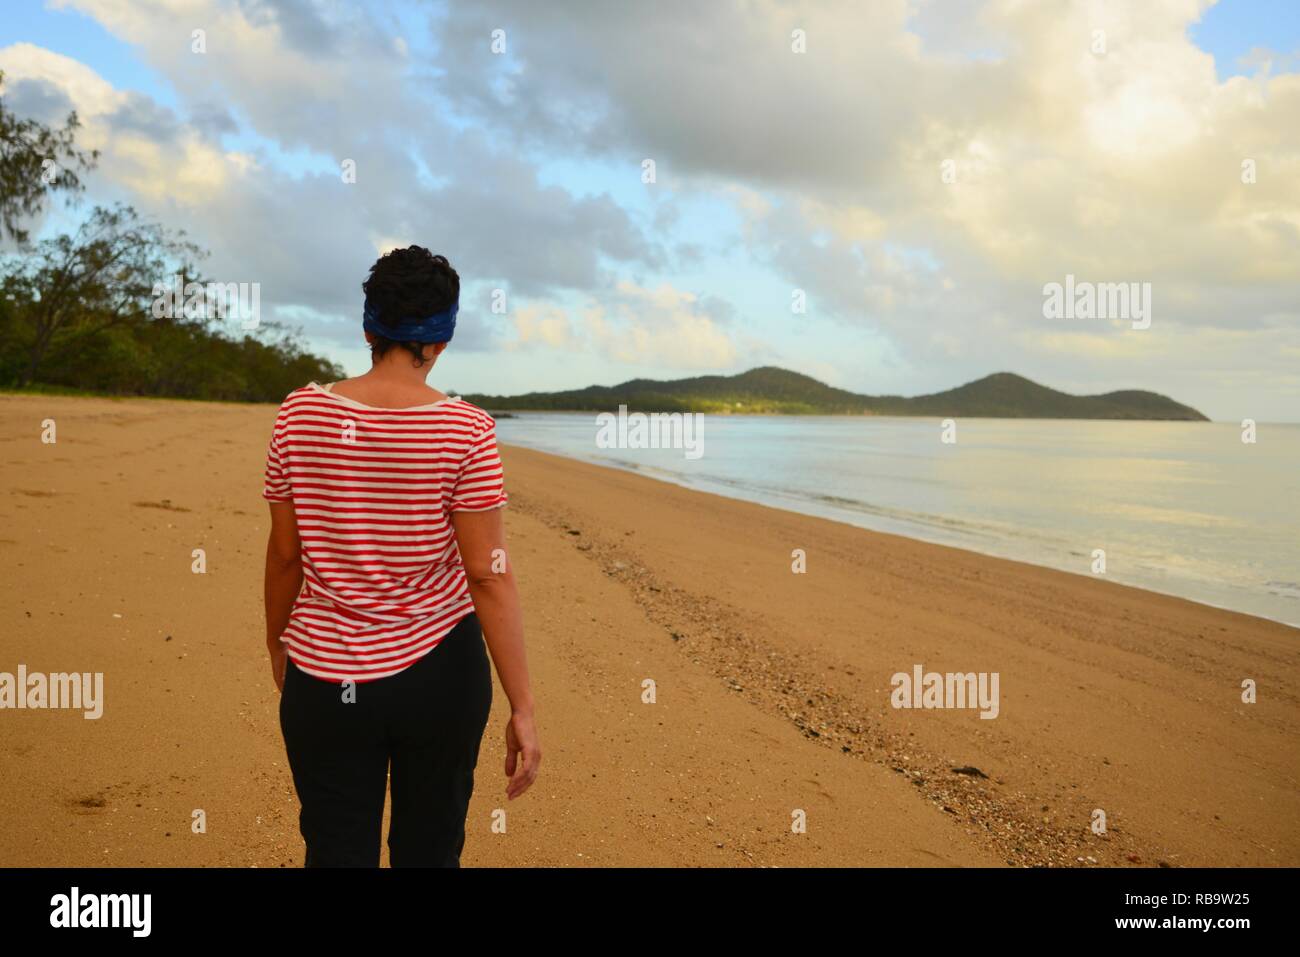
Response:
[0,203,343,401]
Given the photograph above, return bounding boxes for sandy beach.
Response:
[1,393,1296,867]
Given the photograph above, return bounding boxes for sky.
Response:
[1,0,1297,421]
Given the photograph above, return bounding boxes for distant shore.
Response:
[0,394,1294,866]
[463,366,1211,420]
[480,406,1241,422]
[474,406,1211,420]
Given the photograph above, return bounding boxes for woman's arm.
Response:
[451,506,540,800]
[264,500,303,691]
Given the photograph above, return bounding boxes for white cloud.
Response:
[509,302,576,350]
[434,2,1299,372]
[501,282,744,370]
[0,43,240,202]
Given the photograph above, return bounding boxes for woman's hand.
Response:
[504,711,540,800]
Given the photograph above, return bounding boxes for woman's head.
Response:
[361,246,460,367]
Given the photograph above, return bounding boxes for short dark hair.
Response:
[361,246,460,367]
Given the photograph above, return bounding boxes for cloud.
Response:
[2,2,665,339]
[501,281,746,370]
[509,301,576,350]
[589,280,738,367]
[428,1,1300,389]
[0,44,239,202]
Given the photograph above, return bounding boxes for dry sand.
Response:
[1,393,1296,867]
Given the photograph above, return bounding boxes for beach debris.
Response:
[951,766,989,778]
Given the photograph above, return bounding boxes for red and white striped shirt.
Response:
[263,381,507,683]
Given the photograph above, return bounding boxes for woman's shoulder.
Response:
[283,381,323,402]
[271,382,325,418]
[444,396,498,432]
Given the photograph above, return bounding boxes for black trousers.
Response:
[279,612,493,867]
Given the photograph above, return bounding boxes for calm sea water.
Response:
[493,413,1300,627]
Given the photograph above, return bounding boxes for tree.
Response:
[2,204,204,386]
[0,69,100,246]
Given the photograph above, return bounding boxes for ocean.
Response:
[493,412,1300,628]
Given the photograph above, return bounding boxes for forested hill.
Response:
[464,367,1210,420]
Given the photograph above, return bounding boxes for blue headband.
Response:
[363,298,458,344]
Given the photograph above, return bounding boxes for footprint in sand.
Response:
[68,795,108,814]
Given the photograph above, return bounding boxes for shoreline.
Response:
[482,406,1234,423]
[494,437,1300,632]
[1,393,1295,867]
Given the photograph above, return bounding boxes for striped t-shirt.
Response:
[263,381,507,683]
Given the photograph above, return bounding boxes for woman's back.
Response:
[263,381,507,683]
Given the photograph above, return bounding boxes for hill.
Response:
[463,367,1209,420]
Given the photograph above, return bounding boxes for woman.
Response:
[261,246,539,867]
